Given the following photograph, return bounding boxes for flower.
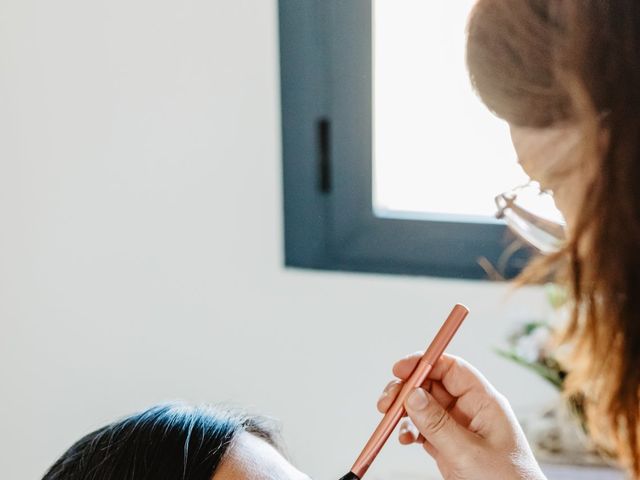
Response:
[514,325,551,363]
[495,283,568,390]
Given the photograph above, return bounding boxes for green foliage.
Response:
[495,348,565,390]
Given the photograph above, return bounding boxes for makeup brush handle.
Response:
[350,304,469,478]
[423,304,469,365]
[351,359,433,478]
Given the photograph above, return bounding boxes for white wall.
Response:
[0,1,557,479]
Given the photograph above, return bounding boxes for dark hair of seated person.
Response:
[42,403,280,480]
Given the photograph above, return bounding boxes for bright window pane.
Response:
[373,1,528,220]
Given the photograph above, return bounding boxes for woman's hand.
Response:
[377,353,547,480]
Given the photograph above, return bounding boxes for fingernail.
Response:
[382,381,398,397]
[407,389,429,410]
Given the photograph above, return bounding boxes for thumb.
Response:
[405,388,475,458]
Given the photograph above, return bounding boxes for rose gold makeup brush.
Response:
[338,304,469,480]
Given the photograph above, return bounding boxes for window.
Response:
[279,0,531,280]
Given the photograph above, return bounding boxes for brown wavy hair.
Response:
[466,0,640,476]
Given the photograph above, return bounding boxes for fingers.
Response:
[378,378,449,413]
[380,354,527,476]
[377,380,403,413]
[392,351,423,379]
[378,378,459,416]
[394,354,505,437]
[429,380,456,412]
[404,388,478,459]
[398,420,418,444]
[394,354,491,396]
[398,419,425,445]
[428,355,494,399]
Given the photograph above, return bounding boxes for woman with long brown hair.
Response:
[378,1,640,479]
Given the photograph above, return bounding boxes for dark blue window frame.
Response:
[278,0,529,280]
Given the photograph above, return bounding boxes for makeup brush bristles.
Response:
[338,472,360,480]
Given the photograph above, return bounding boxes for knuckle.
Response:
[422,408,450,435]
[385,379,401,393]
[390,379,403,390]
[491,391,511,412]
[448,355,467,372]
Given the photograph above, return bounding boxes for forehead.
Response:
[213,432,311,480]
